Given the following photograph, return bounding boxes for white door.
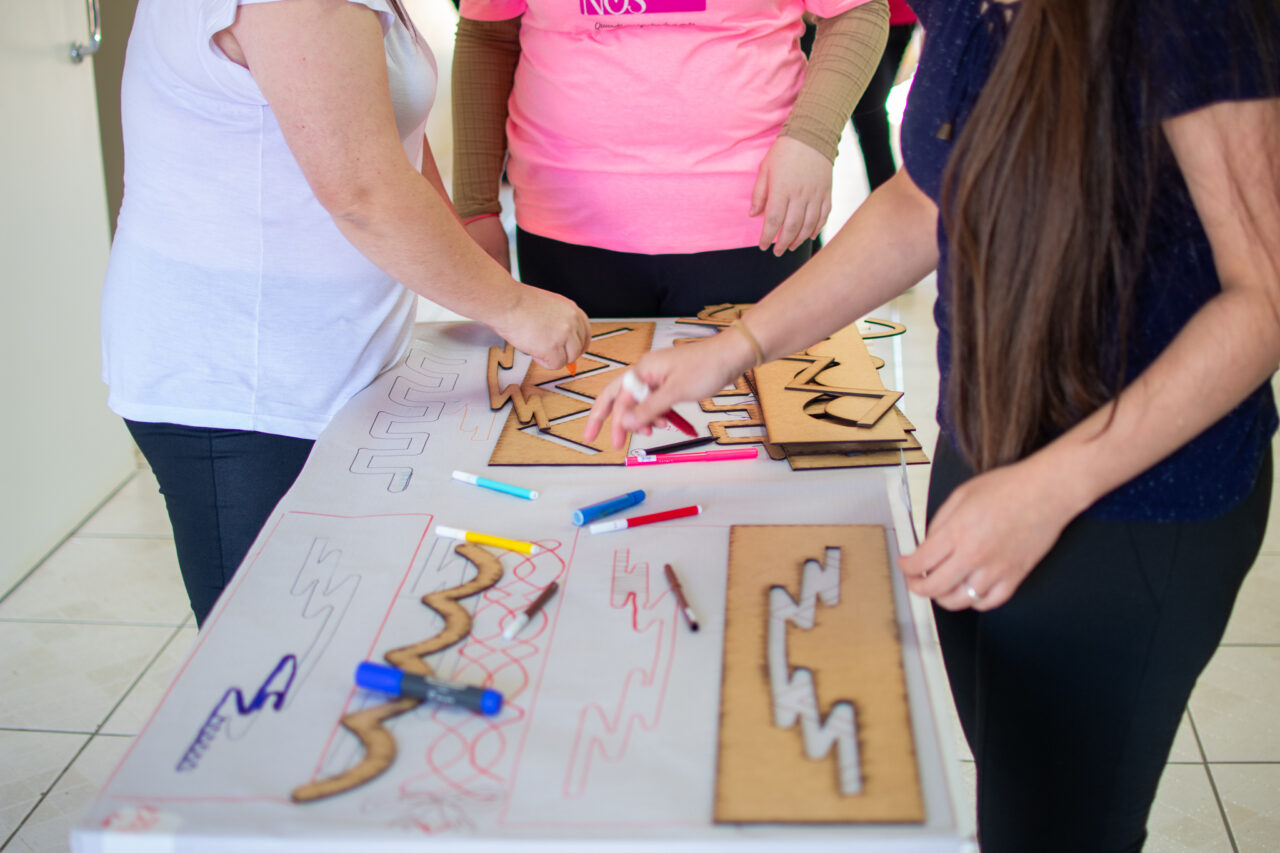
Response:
[0,0,137,595]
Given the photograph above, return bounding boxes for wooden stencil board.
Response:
[755,325,914,449]
[488,321,654,466]
[716,525,924,824]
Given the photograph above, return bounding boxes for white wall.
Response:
[0,1,138,596]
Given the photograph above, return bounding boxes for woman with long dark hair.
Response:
[103,0,589,626]
[584,0,1280,848]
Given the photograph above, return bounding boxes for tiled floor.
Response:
[5,6,1279,852]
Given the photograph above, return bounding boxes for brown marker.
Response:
[663,564,699,632]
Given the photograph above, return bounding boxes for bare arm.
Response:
[583,167,940,446]
[901,97,1280,610]
[216,0,586,366]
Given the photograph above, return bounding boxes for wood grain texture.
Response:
[715,525,924,824]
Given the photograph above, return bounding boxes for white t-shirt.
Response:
[101,0,436,439]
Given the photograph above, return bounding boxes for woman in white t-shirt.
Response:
[102,0,589,626]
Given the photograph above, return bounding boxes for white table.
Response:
[74,320,971,852]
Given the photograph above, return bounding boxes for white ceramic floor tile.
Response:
[1211,762,1280,852]
[0,537,189,625]
[0,622,173,732]
[1222,552,1280,645]
[7,735,132,853]
[1188,646,1280,762]
[74,469,171,538]
[99,627,197,737]
[0,731,89,841]
[1145,763,1233,853]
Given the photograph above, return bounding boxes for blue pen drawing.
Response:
[767,546,863,795]
[176,654,298,773]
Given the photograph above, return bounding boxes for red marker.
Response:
[588,504,702,534]
[622,371,697,437]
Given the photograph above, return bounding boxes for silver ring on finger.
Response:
[965,584,981,603]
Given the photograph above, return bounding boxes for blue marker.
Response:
[452,470,539,500]
[572,489,646,527]
[355,662,503,716]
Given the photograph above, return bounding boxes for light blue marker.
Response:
[572,489,646,526]
[452,470,539,500]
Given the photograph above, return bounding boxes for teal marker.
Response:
[452,470,539,500]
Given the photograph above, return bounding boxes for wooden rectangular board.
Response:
[715,525,924,824]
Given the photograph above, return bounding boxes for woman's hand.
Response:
[583,328,758,448]
[750,136,834,256]
[493,285,590,369]
[465,215,511,271]
[898,453,1087,611]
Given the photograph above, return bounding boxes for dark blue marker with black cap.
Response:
[355,662,503,716]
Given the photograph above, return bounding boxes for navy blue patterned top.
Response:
[901,0,1279,521]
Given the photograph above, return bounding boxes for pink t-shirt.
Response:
[461,0,873,254]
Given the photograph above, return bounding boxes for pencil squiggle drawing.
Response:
[291,543,503,803]
[350,380,446,492]
[767,547,862,795]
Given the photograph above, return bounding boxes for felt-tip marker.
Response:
[572,489,646,526]
[452,470,539,500]
[355,662,503,715]
[502,581,560,640]
[625,447,759,466]
[436,525,544,555]
[621,371,697,437]
[589,504,702,534]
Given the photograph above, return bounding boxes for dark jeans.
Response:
[126,420,314,626]
[927,436,1271,852]
[515,227,812,317]
[852,23,916,190]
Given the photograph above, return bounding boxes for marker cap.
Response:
[356,661,403,695]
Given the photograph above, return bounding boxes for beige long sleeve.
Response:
[451,15,521,221]
[782,0,891,163]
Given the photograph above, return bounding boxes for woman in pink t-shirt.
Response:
[453,0,890,317]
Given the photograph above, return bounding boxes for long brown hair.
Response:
[941,0,1277,472]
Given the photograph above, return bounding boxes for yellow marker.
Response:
[435,525,543,555]
[566,360,578,376]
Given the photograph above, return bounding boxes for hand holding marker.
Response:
[622,371,697,437]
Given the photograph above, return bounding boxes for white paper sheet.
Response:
[73,320,968,852]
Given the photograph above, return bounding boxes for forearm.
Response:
[451,15,520,219]
[1028,287,1280,517]
[330,158,525,323]
[737,168,939,366]
[782,0,890,162]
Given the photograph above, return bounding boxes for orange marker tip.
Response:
[566,360,578,376]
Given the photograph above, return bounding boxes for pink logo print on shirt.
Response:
[580,0,706,14]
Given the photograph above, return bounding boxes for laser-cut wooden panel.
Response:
[488,322,655,466]
[716,525,924,824]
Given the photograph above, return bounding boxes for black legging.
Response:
[851,23,916,190]
[927,436,1270,852]
[126,420,314,626]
